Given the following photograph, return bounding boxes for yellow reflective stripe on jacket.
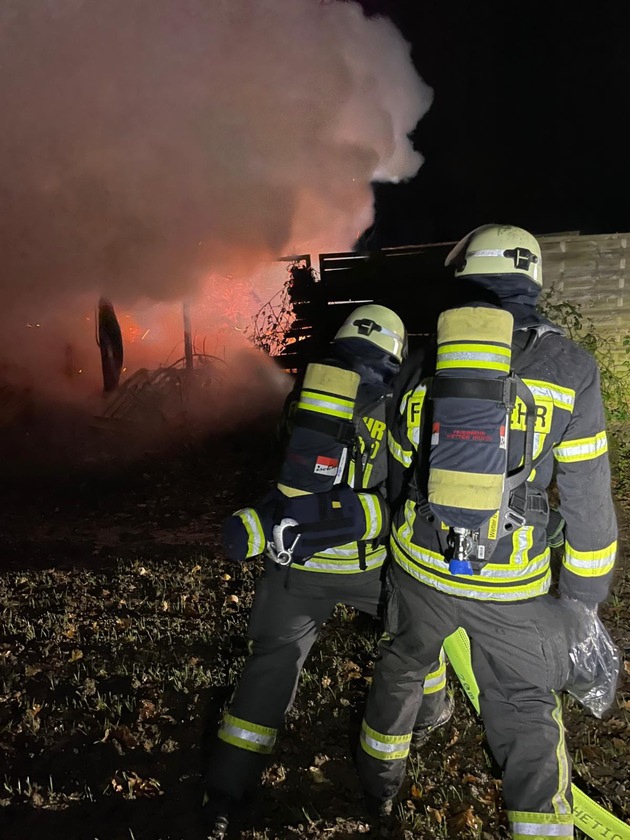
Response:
[391,539,551,601]
[533,432,546,459]
[293,544,387,573]
[424,649,447,695]
[563,540,617,577]
[508,810,574,838]
[357,492,383,540]
[388,429,413,467]
[235,508,265,557]
[218,713,277,754]
[296,389,354,421]
[523,379,575,411]
[400,502,547,579]
[554,431,608,463]
[359,720,412,761]
[437,341,511,373]
[392,502,551,600]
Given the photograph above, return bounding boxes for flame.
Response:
[8,259,294,400]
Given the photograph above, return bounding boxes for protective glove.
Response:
[560,596,620,718]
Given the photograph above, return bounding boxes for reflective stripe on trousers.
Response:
[423,648,446,695]
[218,713,277,754]
[508,810,574,839]
[360,719,412,761]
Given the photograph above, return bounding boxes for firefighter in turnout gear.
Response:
[356,226,618,839]
[204,305,450,839]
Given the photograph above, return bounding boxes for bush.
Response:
[541,287,630,493]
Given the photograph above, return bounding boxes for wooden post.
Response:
[183,301,193,370]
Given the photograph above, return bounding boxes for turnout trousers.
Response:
[357,562,574,840]
[206,560,447,801]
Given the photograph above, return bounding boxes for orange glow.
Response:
[10,260,295,401]
[121,314,145,345]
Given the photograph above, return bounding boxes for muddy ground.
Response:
[0,412,628,840]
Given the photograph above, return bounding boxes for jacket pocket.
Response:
[533,597,571,691]
[381,567,401,641]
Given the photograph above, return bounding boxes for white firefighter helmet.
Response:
[445,224,543,288]
[334,304,406,363]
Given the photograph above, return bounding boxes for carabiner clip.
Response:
[267,517,300,566]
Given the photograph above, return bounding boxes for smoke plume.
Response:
[0,0,431,399]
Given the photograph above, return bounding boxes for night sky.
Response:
[357,0,630,248]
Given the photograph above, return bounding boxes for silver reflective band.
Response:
[377,324,404,356]
[511,822,573,836]
[220,723,276,749]
[564,552,615,571]
[525,382,575,409]
[424,670,446,690]
[555,435,607,460]
[475,553,549,579]
[360,493,379,535]
[301,551,385,571]
[467,249,509,257]
[396,517,550,580]
[310,545,389,561]
[319,545,364,557]
[238,508,265,556]
[392,548,550,602]
[438,350,510,364]
[465,249,541,281]
[361,733,410,755]
[298,395,353,417]
[388,430,413,467]
[511,526,533,568]
[467,247,539,264]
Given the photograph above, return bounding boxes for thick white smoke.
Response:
[0,0,431,396]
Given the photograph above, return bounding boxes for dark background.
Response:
[356,0,630,248]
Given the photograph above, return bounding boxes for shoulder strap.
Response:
[511,326,554,368]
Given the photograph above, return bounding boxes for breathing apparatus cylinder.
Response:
[277,362,360,497]
[223,360,383,566]
[427,306,514,575]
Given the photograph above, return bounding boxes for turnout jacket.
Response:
[387,310,618,604]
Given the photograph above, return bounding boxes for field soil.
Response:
[0,409,628,840]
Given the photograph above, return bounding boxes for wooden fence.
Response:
[275,232,630,372]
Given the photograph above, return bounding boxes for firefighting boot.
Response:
[411,691,454,748]
[202,789,237,840]
[364,792,394,836]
